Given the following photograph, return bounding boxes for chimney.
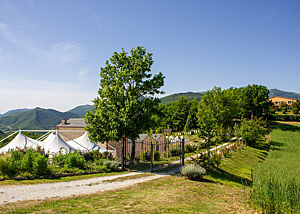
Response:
[61,119,67,125]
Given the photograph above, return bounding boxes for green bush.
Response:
[83,150,114,162]
[0,149,50,177]
[102,160,119,171]
[181,164,206,180]
[52,151,65,167]
[140,150,160,161]
[0,156,16,177]
[33,154,49,176]
[64,151,86,169]
[282,106,288,114]
[21,150,35,172]
[236,118,266,146]
[292,107,299,114]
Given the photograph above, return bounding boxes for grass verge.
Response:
[250,123,300,213]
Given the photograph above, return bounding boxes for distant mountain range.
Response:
[0,88,299,133]
[0,105,92,132]
[269,89,300,99]
[67,104,94,117]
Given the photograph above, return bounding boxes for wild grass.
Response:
[250,123,300,213]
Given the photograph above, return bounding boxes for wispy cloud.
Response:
[0,21,84,64]
[33,42,83,63]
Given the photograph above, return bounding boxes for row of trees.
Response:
[153,85,272,135]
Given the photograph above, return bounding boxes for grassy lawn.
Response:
[0,139,268,213]
[250,123,300,213]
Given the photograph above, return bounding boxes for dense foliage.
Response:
[0,149,118,179]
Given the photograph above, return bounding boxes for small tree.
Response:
[238,118,266,147]
[279,101,288,114]
[291,100,300,114]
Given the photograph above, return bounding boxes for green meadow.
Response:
[251,123,300,213]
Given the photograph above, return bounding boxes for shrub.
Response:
[0,156,16,177]
[64,151,86,169]
[237,118,266,146]
[102,160,119,171]
[282,106,288,114]
[52,151,65,167]
[271,114,300,121]
[140,150,160,161]
[21,150,35,172]
[33,154,49,176]
[181,164,206,180]
[292,107,299,114]
[211,152,222,167]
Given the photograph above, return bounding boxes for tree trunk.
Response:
[130,140,136,164]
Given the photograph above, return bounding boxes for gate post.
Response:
[121,136,125,170]
[150,141,153,172]
[182,137,185,166]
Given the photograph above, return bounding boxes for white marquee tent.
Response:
[66,132,114,153]
[0,130,116,155]
[66,132,99,151]
[41,133,73,154]
[0,131,41,154]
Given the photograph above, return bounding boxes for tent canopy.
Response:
[66,132,109,153]
[41,133,73,154]
[0,131,40,154]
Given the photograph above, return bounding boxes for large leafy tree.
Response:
[85,46,165,150]
[239,84,272,119]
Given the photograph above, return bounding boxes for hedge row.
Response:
[271,114,300,122]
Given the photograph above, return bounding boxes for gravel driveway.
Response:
[0,172,167,204]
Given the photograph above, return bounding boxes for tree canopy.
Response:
[85,46,165,143]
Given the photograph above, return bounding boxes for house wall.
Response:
[269,96,297,110]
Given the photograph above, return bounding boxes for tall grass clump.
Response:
[250,124,300,213]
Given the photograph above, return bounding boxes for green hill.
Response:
[0,108,79,132]
[269,89,300,99]
[160,92,205,104]
[1,108,32,117]
[67,104,94,117]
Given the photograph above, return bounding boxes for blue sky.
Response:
[0,0,299,113]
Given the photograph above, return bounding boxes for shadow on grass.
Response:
[272,123,300,132]
[206,167,252,187]
[270,140,284,151]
